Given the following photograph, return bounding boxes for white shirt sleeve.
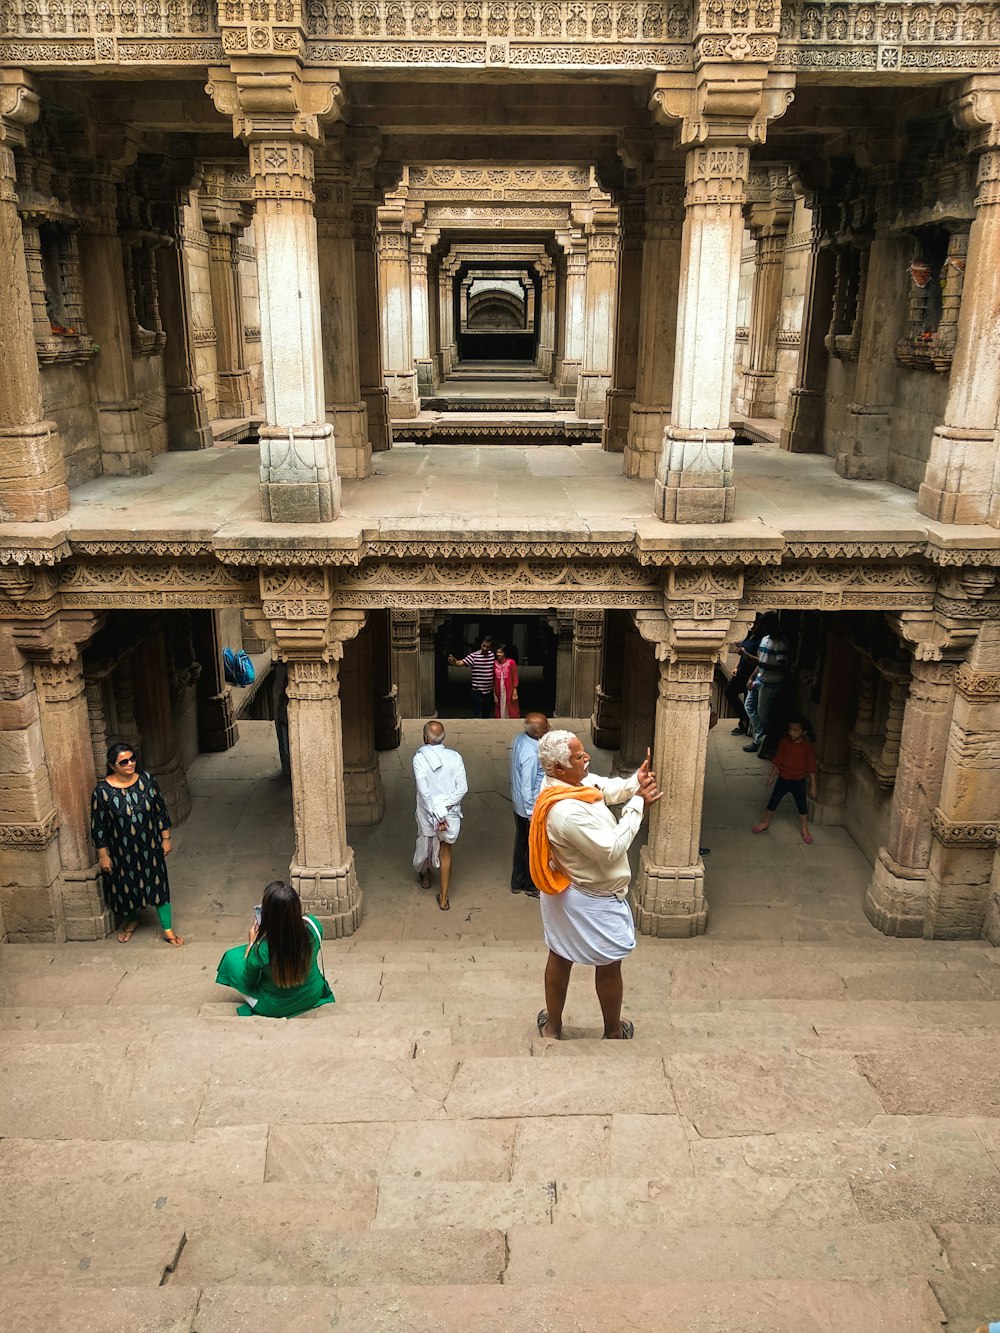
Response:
[550,795,645,871]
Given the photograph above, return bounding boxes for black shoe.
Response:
[523,888,540,899]
[699,847,711,856]
[730,725,745,736]
[743,743,759,753]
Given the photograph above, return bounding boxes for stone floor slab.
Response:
[0,1288,200,1332]
[443,1055,674,1119]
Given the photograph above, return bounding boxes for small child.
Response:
[751,716,817,844]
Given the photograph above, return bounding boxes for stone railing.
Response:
[1,0,999,72]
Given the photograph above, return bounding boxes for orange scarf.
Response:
[529,783,604,894]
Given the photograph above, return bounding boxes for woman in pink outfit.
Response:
[493,644,520,719]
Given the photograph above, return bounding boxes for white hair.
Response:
[537,729,576,776]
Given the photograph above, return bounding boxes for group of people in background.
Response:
[448,636,521,718]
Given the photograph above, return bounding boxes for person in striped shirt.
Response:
[448,636,496,718]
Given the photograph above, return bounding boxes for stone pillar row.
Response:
[738,172,794,420]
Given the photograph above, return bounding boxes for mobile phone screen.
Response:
[253,905,262,925]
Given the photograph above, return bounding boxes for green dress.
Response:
[215,915,335,1018]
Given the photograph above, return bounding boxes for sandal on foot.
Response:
[536,1009,559,1039]
[162,930,185,947]
[802,832,814,844]
[604,1019,634,1040]
[751,823,769,834]
[436,894,450,911]
[117,922,138,943]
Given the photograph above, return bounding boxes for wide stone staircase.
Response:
[1,932,999,1331]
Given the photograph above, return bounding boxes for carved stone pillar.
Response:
[571,611,604,719]
[602,185,643,454]
[191,609,238,753]
[377,204,419,418]
[555,232,586,395]
[535,260,556,377]
[352,194,391,453]
[576,209,620,419]
[592,610,626,750]
[411,227,437,397]
[77,133,151,478]
[340,620,385,826]
[626,151,683,480]
[810,629,857,826]
[738,170,794,418]
[0,73,69,520]
[923,618,1000,938]
[370,609,401,751]
[615,616,657,768]
[0,628,64,941]
[866,616,971,937]
[155,189,213,451]
[631,576,740,936]
[919,79,1000,525]
[650,68,793,522]
[200,173,254,418]
[131,628,191,826]
[207,65,345,523]
[316,146,370,480]
[835,170,907,481]
[780,217,835,453]
[552,614,574,717]
[390,610,421,718]
[419,613,442,717]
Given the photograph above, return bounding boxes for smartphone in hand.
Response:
[253,905,262,925]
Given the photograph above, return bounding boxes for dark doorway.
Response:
[435,614,557,717]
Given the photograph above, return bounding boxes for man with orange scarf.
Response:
[529,730,660,1041]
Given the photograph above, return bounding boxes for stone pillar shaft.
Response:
[739,196,791,419]
[0,120,69,520]
[410,245,434,397]
[810,630,857,826]
[556,242,586,394]
[131,629,191,826]
[353,197,391,453]
[250,139,340,522]
[655,144,748,522]
[206,225,253,417]
[156,218,212,451]
[389,611,421,718]
[378,211,419,418]
[340,622,385,825]
[780,234,834,453]
[576,219,619,419]
[602,189,643,454]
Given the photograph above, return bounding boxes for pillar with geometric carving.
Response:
[411,226,437,398]
[200,177,254,419]
[923,619,1000,937]
[625,149,683,480]
[780,211,835,454]
[155,190,213,451]
[737,168,794,419]
[576,208,620,419]
[535,258,556,378]
[378,203,419,418]
[555,230,586,395]
[571,611,605,720]
[419,612,444,717]
[390,611,421,718]
[340,618,385,825]
[0,72,69,520]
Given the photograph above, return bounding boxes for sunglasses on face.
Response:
[116,757,136,766]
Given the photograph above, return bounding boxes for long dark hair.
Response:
[105,742,136,775]
[256,880,312,988]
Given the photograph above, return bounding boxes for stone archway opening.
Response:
[433,613,558,718]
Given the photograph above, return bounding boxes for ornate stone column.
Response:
[419,613,443,717]
[200,172,254,419]
[190,609,238,753]
[866,613,974,937]
[626,147,683,479]
[131,627,192,825]
[0,73,68,520]
[155,181,213,451]
[316,142,370,480]
[810,628,857,826]
[780,208,835,453]
[410,226,437,397]
[631,573,741,937]
[352,191,392,454]
[835,167,908,480]
[923,613,1000,937]
[738,168,794,419]
[340,619,385,825]
[615,617,657,768]
[592,611,627,750]
[576,207,620,419]
[207,63,345,523]
[650,68,794,522]
[370,609,401,751]
[377,202,419,418]
[555,230,586,395]
[390,611,421,718]
[602,183,643,454]
[534,259,556,377]
[552,614,575,717]
[919,78,1000,525]
[571,611,604,719]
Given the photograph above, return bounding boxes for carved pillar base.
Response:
[259,423,341,523]
[555,358,581,396]
[918,425,999,525]
[166,386,213,451]
[576,372,610,420]
[61,865,112,942]
[363,386,392,453]
[329,403,371,480]
[386,371,419,419]
[218,369,254,418]
[865,848,928,939]
[780,387,824,454]
[290,852,361,939]
[95,403,151,477]
[345,762,385,825]
[625,406,671,481]
[836,404,891,481]
[0,422,70,521]
[739,368,777,419]
[634,848,707,937]
[198,690,239,753]
[655,428,735,523]
[415,359,435,397]
[602,388,632,454]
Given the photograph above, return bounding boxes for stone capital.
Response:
[12,611,104,666]
[887,611,977,662]
[951,74,1000,153]
[650,71,795,148]
[0,70,40,148]
[206,63,344,145]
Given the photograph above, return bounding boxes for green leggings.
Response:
[125,903,172,930]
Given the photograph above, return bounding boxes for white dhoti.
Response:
[539,884,636,965]
[412,811,461,873]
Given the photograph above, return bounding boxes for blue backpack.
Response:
[223,647,255,687]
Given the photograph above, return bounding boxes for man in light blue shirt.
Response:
[510,712,549,899]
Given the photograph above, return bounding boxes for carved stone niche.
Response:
[847,651,911,790]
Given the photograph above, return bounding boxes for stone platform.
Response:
[1,723,999,1330]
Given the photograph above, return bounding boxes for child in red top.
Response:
[751,717,818,844]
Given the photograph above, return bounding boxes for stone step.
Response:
[0,1279,950,1332]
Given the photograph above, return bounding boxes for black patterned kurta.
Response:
[90,772,172,917]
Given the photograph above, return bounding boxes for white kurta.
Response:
[412,743,469,871]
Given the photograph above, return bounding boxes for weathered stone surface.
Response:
[0,1288,200,1332]
[444,1056,674,1119]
